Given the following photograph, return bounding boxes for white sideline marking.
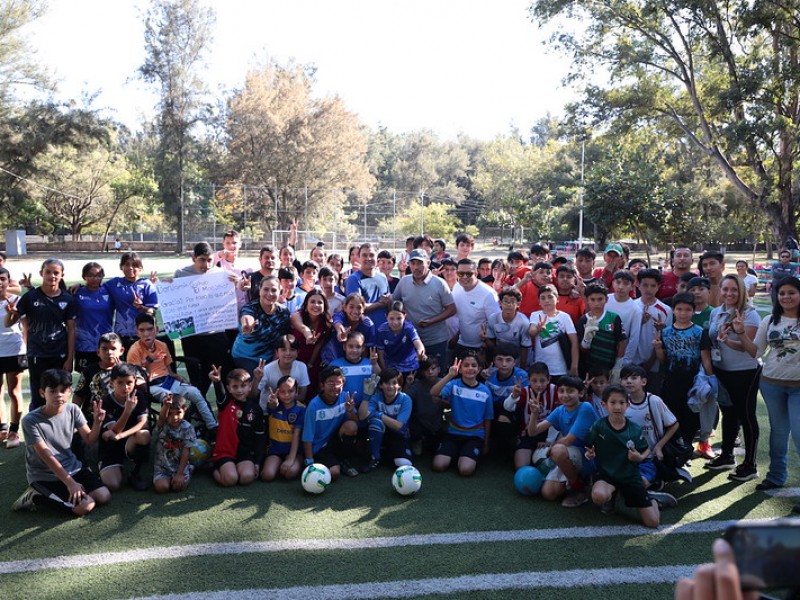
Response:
[0,518,778,576]
[765,486,800,498]
[133,565,697,600]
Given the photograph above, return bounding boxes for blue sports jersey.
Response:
[345,271,390,327]
[105,277,158,337]
[231,302,291,363]
[440,378,494,439]
[329,357,374,404]
[367,390,412,431]
[302,392,351,454]
[375,320,420,373]
[74,285,115,353]
[546,402,599,448]
[484,367,529,407]
[321,312,376,363]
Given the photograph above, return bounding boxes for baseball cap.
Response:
[408,249,429,262]
[604,243,624,255]
[686,276,711,290]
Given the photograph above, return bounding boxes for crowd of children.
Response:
[5,233,800,528]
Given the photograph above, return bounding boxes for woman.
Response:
[231,276,291,373]
[73,262,115,371]
[735,260,758,298]
[290,289,332,396]
[739,277,800,502]
[706,274,761,481]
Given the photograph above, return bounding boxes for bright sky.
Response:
[24,0,578,140]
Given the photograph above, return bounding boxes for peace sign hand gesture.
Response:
[208,364,222,383]
[447,357,462,378]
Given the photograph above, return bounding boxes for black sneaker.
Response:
[728,464,758,482]
[649,479,665,492]
[12,486,40,512]
[648,491,678,510]
[755,479,782,491]
[128,473,149,491]
[340,460,359,478]
[359,458,381,474]
[704,454,736,470]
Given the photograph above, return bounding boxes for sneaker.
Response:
[5,431,20,448]
[675,467,693,483]
[12,486,40,512]
[128,473,149,491]
[694,441,716,460]
[704,454,736,470]
[648,491,678,510]
[755,479,783,491]
[340,460,359,478]
[0,428,7,443]
[561,491,588,508]
[600,492,617,515]
[649,479,665,492]
[728,464,758,482]
[359,458,381,474]
[734,434,742,448]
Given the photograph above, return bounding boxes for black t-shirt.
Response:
[17,287,77,357]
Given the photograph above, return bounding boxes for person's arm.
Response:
[568,332,579,376]
[700,348,714,376]
[303,440,314,463]
[653,421,679,461]
[78,401,107,447]
[286,426,301,464]
[653,329,666,363]
[430,359,460,398]
[376,348,386,371]
[31,441,87,505]
[290,311,314,343]
[418,302,456,328]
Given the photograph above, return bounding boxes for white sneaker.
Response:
[12,486,40,512]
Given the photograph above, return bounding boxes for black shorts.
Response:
[515,433,538,451]
[0,354,27,374]
[384,429,412,462]
[31,468,104,512]
[435,433,483,460]
[74,352,99,373]
[596,475,651,508]
[98,439,134,470]
[313,444,341,469]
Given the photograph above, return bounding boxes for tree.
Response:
[139,0,214,252]
[532,0,800,244]
[0,0,50,109]
[376,200,469,240]
[224,59,373,232]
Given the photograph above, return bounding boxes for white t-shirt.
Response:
[626,393,677,450]
[606,295,643,364]
[743,273,758,292]
[452,281,500,348]
[708,306,761,371]
[754,315,800,382]
[257,360,310,412]
[529,310,576,376]
[632,298,672,370]
[0,296,25,357]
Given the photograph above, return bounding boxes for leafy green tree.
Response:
[532,0,800,243]
[139,0,214,251]
[0,0,50,108]
[376,200,464,240]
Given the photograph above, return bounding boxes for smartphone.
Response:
[724,520,800,591]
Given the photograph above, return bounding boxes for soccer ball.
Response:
[189,439,211,466]
[392,465,422,496]
[301,463,332,494]
[514,466,544,496]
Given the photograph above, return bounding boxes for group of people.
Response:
[4,231,799,528]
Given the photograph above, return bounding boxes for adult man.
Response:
[699,251,725,307]
[772,250,797,284]
[249,245,278,301]
[345,243,391,328]
[392,249,456,371]
[658,245,694,300]
[450,259,500,358]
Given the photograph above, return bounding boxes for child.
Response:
[322,293,376,364]
[278,266,304,314]
[555,265,585,326]
[255,335,310,411]
[330,331,381,405]
[483,343,529,454]
[633,269,672,394]
[528,375,598,507]
[153,395,196,494]
[297,260,319,295]
[318,266,345,315]
[585,385,675,528]
[99,363,152,492]
[127,313,218,435]
[529,284,579,378]
[73,333,126,418]
[576,283,626,380]
[73,262,115,371]
[504,361,559,469]
[376,301,426,377]
[14,369,110,515]
[653,292,713,461]
[302,365,359,479]
[0,267,26,448]
[210,368,266,487]
[105,252,158,351]
[431,354,493,476]
[605,270,642,366]
[406,358,444,456]
[585,367,610,417]
[504,250,530,286]
[687,277,713,329]
[11,258,76,409]
[620,364,685,483]
[359,368,413,472]
[377,250,400,293]
[261,375,305,482]
[484,287,531,366]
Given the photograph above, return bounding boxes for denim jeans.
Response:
[150,381,218,430]
[759,380,800,485]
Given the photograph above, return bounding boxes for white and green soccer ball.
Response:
[392,465,422,496]
[301,463,332,494]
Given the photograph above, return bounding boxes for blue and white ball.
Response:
[189,438,211,467]
[392,465,422,496]
[301,463,332,494]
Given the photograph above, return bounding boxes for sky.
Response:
[23,0,579,141]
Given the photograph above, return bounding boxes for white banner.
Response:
[156,271,238,338]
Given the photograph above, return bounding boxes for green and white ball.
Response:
[301,463,332,494]
[392,465,422,496]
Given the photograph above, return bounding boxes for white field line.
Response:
[0,518,776,576]
[765,486,800,498]
[133,565,697,600]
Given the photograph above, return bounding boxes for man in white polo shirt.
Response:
[451,258,500,362]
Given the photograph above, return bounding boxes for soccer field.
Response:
[1,398,798,600]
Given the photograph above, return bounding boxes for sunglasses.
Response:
[457,271,476,277]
